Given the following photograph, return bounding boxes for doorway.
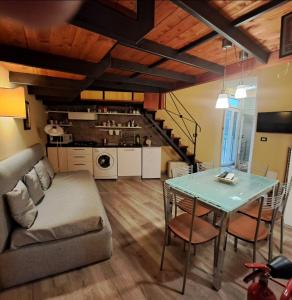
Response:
[220,81,257,171]
[221,105,240,167]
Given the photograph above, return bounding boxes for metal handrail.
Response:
[164,92,201,159]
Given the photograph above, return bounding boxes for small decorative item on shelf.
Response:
[144,136,152,147]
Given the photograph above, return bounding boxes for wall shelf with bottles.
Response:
[95,126,142,129]
[96,112,141,116]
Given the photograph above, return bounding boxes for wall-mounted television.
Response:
[257,111,292,133]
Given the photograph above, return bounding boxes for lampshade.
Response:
[44,124,64,136]
[0,87,26,118]
[215,92,229,109]
[235,85,247,99]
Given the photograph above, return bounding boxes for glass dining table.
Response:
[165,167,278,290]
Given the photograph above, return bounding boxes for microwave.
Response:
[49,134,73,144]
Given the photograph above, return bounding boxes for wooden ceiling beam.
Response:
[111,58,196,83]
[0,45,196,83]
[10,71,165,95]
[9,72,87,90]
[71,1,224,74]
[27,86,79,98]
[131,0,288,75]
[72,0,154,42]
[0,44,111,77]
[100,73,174,90]
[89,80,165,93]
[178,0,289,52]
[172,0,270,63]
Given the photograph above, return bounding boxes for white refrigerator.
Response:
[142,147,161,179]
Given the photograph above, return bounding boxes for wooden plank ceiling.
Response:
[0,0,291,104]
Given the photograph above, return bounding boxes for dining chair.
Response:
[171,165,211,217]
[196,161,214,172]
[160,182,219,294]
[266,170,278,180]
[251,162,269,176]
[225,187,285,262]
[239,178,292,254]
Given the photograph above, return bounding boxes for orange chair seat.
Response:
[169,213,219,245]
[227,213,268,242]
[239,201,281,222]
[177,198,211,217]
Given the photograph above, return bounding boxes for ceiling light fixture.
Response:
[235,50,248,99]
[216,39,232,109]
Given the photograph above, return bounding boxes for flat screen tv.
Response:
[257,111,292,133]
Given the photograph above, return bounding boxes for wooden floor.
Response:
[1,178,292,300]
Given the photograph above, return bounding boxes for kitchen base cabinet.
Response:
[142,147,161,178]
[118,148,141,176]
[67,147,93,175]
[47,147,68,173]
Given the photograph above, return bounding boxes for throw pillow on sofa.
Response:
[42,157,55,179]
[6,180,38,228]
[34,160,51,190]
[23,168,45,205]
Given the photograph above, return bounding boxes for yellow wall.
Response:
[0,66,47,160]
[252,64,292,181]
[158,62,292,181]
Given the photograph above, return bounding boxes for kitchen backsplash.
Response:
[47,109,167,146]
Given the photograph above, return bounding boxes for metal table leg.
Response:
[213,211,228,290]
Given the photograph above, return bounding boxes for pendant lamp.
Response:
[215,39,231,109]
[235,51,248,99]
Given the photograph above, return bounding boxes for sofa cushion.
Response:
[34,160,51,190]
[6,181,38,228]
[23,168,45,205]
[10,171,104,249]
[42,157,54,179]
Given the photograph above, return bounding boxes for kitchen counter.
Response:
[46,143,160,148]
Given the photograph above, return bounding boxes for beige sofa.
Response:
[0,144,112,289]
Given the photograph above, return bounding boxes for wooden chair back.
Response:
[280,178,292,215]
[197,161,214,172]
[171,165,193,178]
[254,187,285,241]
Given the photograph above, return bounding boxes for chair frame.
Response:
[226,187,285,262]
[160,182,219,294]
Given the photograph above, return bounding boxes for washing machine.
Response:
[93,148,118,179]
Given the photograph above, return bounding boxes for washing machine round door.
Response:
[97,153,113,170]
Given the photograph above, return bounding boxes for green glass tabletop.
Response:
[166,168,278,213]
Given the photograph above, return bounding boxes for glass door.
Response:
[221,108,240,167]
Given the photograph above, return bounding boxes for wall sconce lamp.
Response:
[0,87,26,118]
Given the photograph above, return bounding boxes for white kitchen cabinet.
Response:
[118,148,141,176]
[47,147,68,173]
[142,147,161,179]
[67,147,93,175]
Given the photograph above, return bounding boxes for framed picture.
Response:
[23,101,31,130]
[280,12,292,58]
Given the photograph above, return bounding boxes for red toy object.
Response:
[244,256,292,300]
[281,279,292,300]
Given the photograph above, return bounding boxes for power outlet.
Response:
[260,137,268,142]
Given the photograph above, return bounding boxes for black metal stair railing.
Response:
[164,91,201,162]
[143,91,201,168]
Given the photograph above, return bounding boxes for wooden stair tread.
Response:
[227,213,268,242]
[169,213,218,245]
[177,198,211,217]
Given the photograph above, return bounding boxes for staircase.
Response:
[143,92,201,168]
